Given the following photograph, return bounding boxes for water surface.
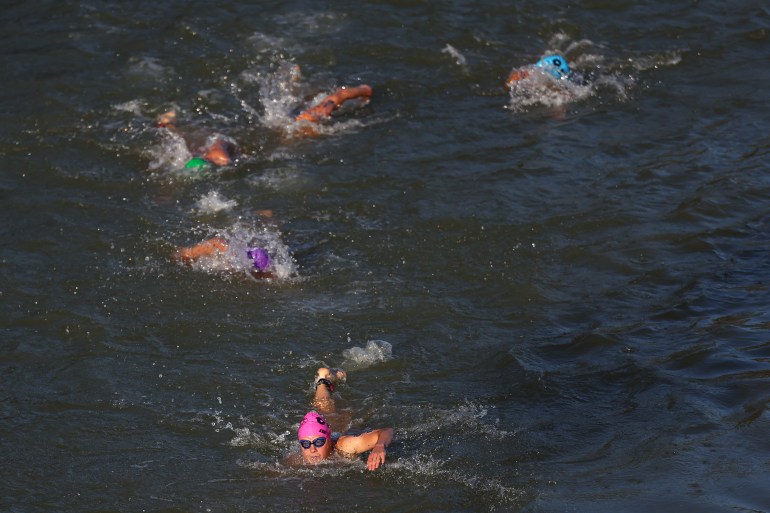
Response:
[3,1,770,512]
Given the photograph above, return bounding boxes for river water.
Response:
[3,1,770,512]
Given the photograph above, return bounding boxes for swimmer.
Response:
[156,110,239,172]
[505,54,588,89]
[292,84,373,137]
[174,239,274,279]
[173,210,278,279]
[297,367,394,471]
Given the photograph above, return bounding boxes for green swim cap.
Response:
[184,157,212,172]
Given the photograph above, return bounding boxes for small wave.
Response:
[246,164,306,191]
[125,56,173,80]
[389,454,526,508]
[401,401,514,441]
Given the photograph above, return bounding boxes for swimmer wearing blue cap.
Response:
[505,54,586,89]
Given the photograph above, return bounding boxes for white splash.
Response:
[341,340,393,369]
[145,130,192,172]
[442,44,467,67]
[192,191,237,214]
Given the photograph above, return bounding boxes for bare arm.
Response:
[337,427,394,471]
[174,237,228,264]
[295,85,373,123]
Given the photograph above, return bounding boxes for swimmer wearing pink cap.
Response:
[297,367,394,471]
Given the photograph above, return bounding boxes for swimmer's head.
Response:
[536,55,570,79]
[246,247,271,272]
[184,157,212,172]
[298,411,332,464]
[298,411,330,439]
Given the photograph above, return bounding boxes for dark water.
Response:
[3,1,770,511]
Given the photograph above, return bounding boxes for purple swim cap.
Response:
[246,247,271,271]
[298,411,330,440]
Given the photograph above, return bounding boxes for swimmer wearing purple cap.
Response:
[296,367,394,471]
[174,225,276,279]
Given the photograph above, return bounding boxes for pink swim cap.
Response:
[298,411,330,440]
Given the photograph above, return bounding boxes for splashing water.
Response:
[146,130,192,172]
[341,340,393,369]
[505,34,675,113]
[507,70,593,112]
[240,59,370,138]
[242,60,305,132]
[192,191,237,214]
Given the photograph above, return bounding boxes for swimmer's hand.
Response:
[367,444,387,471]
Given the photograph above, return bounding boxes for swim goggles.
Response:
[299,437,327,449]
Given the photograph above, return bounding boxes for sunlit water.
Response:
[3,1,770,512]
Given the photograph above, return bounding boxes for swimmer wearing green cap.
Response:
[156,110,238,172]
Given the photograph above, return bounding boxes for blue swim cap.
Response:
[246,247,271,271]
[535,55,570,79]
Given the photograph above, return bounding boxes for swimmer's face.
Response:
[299,436,332,464]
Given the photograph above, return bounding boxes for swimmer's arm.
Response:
[337,427,394,471]
[295,84,373,123]
[173,237,228,264]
